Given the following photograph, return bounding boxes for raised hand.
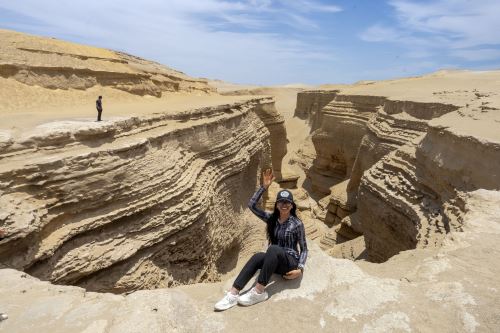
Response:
[262,168,275,189]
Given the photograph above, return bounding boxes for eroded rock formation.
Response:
[310,95,386,194]
[294,90,338,130]
[297,74,500,262]
[2,189,500,332]
[0,97,288,292]
[1,29,500,333]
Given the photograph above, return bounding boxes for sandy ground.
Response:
[324,69,500,107]
[5,69,499,145]
[208,81,315,166]
[0,79,256,142]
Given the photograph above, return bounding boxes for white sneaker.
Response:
[237,287,269,306]
[214,292,239,311]
[0,313,7,321]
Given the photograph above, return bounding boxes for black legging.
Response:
[233,245,298,290]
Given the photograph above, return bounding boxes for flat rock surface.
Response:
[1,190,499,332]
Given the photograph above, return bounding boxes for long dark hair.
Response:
[266,201,297,244]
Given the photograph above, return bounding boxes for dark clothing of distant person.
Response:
[96,97,103,121]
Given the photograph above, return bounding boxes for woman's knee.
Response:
[249,252,266,263]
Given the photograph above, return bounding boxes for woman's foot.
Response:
[214,292,239,311]
[237,287,269,306]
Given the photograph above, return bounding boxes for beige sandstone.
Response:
[295,70,500,262]
[2,190,500,332]
[0,30,289,292]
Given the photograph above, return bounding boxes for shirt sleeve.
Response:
[247,186,271,223]
[297,221,308,269]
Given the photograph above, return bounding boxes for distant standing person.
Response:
[96,95,103,121]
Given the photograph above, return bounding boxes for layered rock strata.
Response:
[0,97,286,292]
[252,102,287,180]
[358,112,500,261]
[348,100,458,201]
[310,95,385,195]
[0,29,213,97]
[344,101,464,260]
[294,90,338,130]
[2,189,500,332]
[301,87,500,261]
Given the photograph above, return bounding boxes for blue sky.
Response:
[1,0,500,85]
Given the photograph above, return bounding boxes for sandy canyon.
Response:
[0,29,500,332]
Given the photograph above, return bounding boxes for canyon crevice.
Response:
[0,96,288,293]
[294,79,500,264]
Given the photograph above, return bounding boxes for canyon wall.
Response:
[309,95,385,195]
[294,90,338,130]
[297,88,500,262]
[0,97,286,292]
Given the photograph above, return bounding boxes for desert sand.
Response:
[1,29,500,332]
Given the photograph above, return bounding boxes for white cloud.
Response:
[285,13,320,30]
[452,49,500,62]
[359,24,401,42]
[216,13,270,29]
[296,0,342,13]
[0,0,343,84]
[360,0,500,63]
[161,0,250,13]
[390,0,500,47]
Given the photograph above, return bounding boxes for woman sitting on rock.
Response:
[215,169,308,311]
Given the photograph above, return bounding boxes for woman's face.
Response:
[277,200,292,215]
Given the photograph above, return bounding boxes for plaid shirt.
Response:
[248,186,308,270]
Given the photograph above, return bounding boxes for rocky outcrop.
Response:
[358,107,500,261]
[310,95,385,195]
[299,82,500,262]
[358,120,500,263]
[0,97,286,292]
[0,29,213,96]
[294,90,338,130]
[2,189,500,332]
[348,100,458,200]
[252,101,287,180]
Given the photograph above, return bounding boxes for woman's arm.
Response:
[247,186,272,222]
[247,169,275,223]
[297,222,308,271]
